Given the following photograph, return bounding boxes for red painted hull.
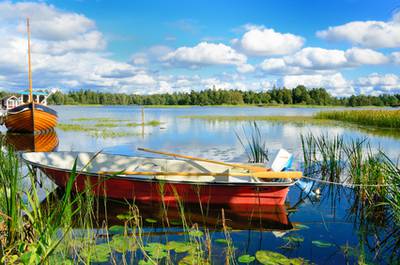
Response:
[41,167,291,206]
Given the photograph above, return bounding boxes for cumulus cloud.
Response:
[317,11,400,48]
[391,51,400,64]
[162,42,247,67]
[233,25,304,56]
[276,73,353,96]
[260,47,388,74]
[354,73,400,95]
[0,1,165,94]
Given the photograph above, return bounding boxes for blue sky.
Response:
[0,0,399,96]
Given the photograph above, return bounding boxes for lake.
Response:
[2,105,399,264]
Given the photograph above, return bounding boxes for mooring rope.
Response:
[301,175,390,188]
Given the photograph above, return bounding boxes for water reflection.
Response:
[3,130,59,152]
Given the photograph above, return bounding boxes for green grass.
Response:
[57,123,140,138]
[314,110,400,129]
[71,118,130,122]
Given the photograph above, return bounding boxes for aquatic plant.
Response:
[236,121,269,163]
[315,109,400,129]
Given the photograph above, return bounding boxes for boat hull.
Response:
[5,103,57,133]
[39,167,291,206]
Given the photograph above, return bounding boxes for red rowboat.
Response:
[22,152,298,206]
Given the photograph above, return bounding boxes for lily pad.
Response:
[116,213,133,220]
[166,241,194,253]
[144,243,167,260]
[215,238,229,245]
[109,225,125,234]
[178,255,210,265]
[80,244,111,263]
[255,250,288,265]
[238,254,255,263]
[109,234,136,253]
[312,240,334,248]
[188,230,204,237]
[145,218,158,224]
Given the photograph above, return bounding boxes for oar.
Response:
[137,147,270,173]
[97,170,302,179]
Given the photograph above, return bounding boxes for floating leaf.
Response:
[145,218,158,224]
[144,243,167,260]
[116,213,132,220]
[293,224,309,230]
[179,255,210,265]
[312,240,334,248]
[80,244,111,263]
[188,230,204,237]
[238,254,255,263]
[255,250,288,265]
[166,241,194,253]
[215,238,229,245]
[109,234,136,253]
[283,236,304,243]
[109,225,125,234]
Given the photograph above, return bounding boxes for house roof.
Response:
[19,91,49,96]
[1,95,17,101]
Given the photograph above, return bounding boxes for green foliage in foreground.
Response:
[44,87,400,106]
[315,110,400,129]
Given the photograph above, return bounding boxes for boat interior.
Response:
[22,151,295,184]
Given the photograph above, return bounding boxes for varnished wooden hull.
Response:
[5,131,59,152]
[5,103,57,133]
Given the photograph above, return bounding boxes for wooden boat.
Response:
[3,19,57,133]
[4,131,58,152]
[5,102,57,133]
[22,150,301,206]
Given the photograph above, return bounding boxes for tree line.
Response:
[2,86,400,107]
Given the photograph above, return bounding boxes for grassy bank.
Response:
[180,115,313,122]
[315,110,400,129]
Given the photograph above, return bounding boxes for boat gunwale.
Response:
[21,151,297,187]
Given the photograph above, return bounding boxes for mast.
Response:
[27,18,33,103]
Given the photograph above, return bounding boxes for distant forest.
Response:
[2,86,400,107]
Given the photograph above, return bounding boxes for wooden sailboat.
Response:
[4,18,57,133]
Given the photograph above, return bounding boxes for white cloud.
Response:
[276,73,353,96]
[317,12,400,48]
[234,26,304,56]
[354,73,400,94]
[391,51,400,64]
[345,48,389,65]
[236,63,255,73]
[162,42,247,67]
[260,47,388,74]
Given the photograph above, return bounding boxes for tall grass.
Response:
[236,121,269,163]
[315,110,400,129]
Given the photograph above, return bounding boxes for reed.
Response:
[315,110,400,129]
[236,121,269,163]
